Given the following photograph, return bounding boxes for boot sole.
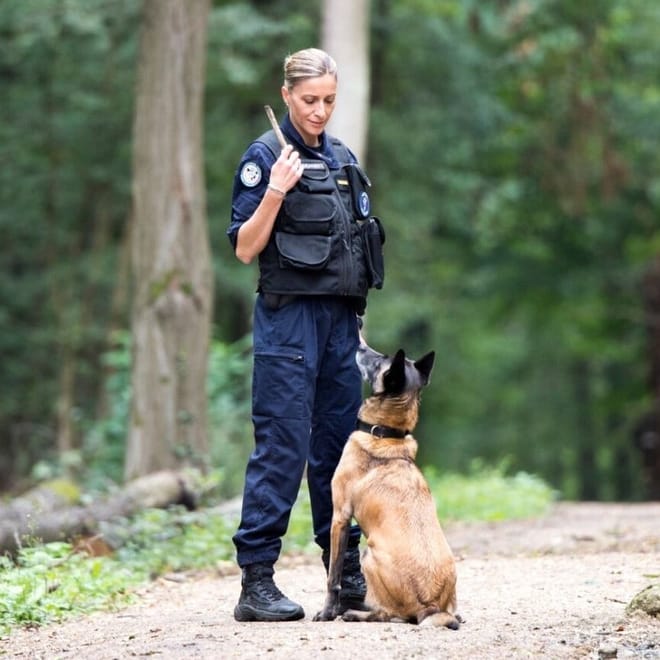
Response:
[234,603,305,622]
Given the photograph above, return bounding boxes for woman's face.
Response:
[281,73,337,147]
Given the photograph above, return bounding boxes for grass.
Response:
[0,463,556,636]
[427,460,558,522]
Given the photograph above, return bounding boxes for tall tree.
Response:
[126,0,213,479]
[321,0,371,162]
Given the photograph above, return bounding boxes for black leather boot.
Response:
[322,545,368,613]
[234,563,305,622]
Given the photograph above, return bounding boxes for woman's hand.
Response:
[268,144,304,194]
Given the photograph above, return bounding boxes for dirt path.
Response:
[1,502,659,659]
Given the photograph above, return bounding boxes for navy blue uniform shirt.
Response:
[227,114,357,251]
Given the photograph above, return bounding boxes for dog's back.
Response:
[335,424,457,625]
[320,344,458,628]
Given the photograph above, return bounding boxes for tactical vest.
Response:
[255,130,384,313]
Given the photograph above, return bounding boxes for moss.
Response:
[42,479,81,504]
[627,584,660,617]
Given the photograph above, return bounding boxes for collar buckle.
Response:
[356,418,408,439]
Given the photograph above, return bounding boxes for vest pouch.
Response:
[345,163,372,219]
[281,191,337,235]
[296,160,335,194]
[276,232,332,270]
[361,217,385,289]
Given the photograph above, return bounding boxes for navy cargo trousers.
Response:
[233,294,363,568]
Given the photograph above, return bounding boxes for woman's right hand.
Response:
[269,144,304,193]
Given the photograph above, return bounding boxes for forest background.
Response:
[1,0,659,505]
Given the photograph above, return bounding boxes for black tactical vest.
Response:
[255,130,383,314]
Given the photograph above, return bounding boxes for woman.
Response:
[227,48,383,622]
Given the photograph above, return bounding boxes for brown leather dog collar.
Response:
[356,418,409,439]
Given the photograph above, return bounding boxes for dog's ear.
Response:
[383,349,407,394]
[414,351,436,384]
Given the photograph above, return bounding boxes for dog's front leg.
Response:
[313,515,350,621]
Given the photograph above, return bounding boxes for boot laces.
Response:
[254,575,286,602]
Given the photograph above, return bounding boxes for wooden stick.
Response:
[263,104,323,171]
[264,105,288,149]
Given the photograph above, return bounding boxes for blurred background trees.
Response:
[1,0,658,501]
[127,0,213,479]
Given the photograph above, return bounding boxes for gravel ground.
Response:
[1,502,659,659]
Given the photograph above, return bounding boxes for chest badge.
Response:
[240,161,262,187]
[359,191,371,218]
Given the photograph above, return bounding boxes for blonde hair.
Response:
[283,48,337,91]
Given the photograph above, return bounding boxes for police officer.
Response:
[227,48,383,622]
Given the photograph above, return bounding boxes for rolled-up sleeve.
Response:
[227,143,276,252]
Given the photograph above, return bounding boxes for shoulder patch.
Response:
[240,161,262,187]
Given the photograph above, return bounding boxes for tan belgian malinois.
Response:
[314,341,459,628]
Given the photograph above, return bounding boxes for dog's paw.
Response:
[418,611,461,629]
[341,608,376,622]
[313,609,337,622]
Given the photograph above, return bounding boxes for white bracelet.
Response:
[267,182,286,198]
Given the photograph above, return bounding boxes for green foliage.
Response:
[363,0,658,500]
[0,542,138,635]
[78,331,132,489]
[0,506,238,636]
[426,460,557,521]
[206,335,253,498]
[0,0,138,488]
[282,482,318,555]
[111,507,236,574]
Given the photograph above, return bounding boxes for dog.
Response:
[314,341,459,628]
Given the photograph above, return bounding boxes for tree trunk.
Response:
[127,0,213,480]
[322,0,371,163]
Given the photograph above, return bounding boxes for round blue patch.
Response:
[359,191,371,218]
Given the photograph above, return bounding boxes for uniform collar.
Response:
[281,114,340,168]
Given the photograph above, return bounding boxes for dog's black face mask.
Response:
[357,343,435,396]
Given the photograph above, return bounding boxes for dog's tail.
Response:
[417,607,460,629]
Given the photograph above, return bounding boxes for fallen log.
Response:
[0,470,197,556]
[0,479,80,522]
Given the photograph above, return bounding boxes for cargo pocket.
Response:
[361,216,385,289]
[253,349,306,419]
[296,160,334,194]
[281,191,336,235]
[276,232,332,271]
